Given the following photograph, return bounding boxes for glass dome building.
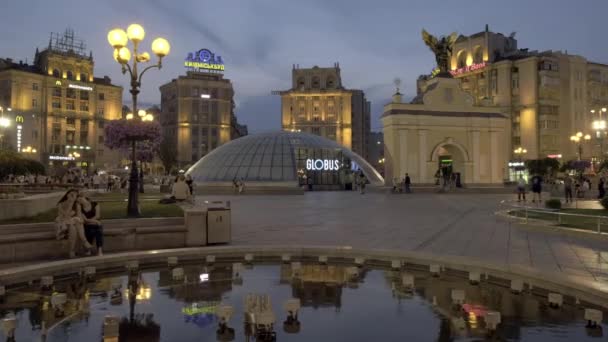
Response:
[187,131,383,192]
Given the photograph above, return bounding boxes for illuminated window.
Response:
[80,91,89,100]
[80,102,89,111]
[473,46,483,63]
[66,100,75,110]
[457,50,467,68]
[80,73,88,82]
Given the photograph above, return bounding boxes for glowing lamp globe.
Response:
[126,113,134,120]
[144,114,154,122]
[116,47,131,64]
[151,38,170,57]
[138,109,146,117]
[107,28,128,48]
[127,24,145,43]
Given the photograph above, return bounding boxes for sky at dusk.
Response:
[1,0,607,133]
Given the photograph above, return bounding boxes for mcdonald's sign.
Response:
[15,115,24,123]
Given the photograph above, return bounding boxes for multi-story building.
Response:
[0,29,122,172]
[277,64,371,159]
[417,25,608,165]
[160,71,243,167]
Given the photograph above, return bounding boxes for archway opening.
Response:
[436,144,466,186]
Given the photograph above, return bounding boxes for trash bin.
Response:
[207,201,231,244]
[185,208,207,246]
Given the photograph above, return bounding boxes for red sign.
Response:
[450,62,486,76]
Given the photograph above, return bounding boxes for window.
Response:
[473,46,483,63]
[32,83,39,91]
[80,73,88,82]
[297,77,305,89]
[192,87,199,97]
[66,88,76,99]
[52,129,60,142]
[326,77,335,89]
[66,118,76,125]
[98,136,104,143]
[52,100,61,109]
[511,77,519,90]
[66,100,75,110]
[80,131,88,144]
[312,76,320,89]
[66,71,74,80]
[98,93,105,101]
[98,120,104,128]
[98,106,104,116]
[53,87,62,97]
[81,119,89,128]
[457,50,467,68]
[32,99,37,108]
[66,131,75,144]
[52,69,60,78]
[80,102,89,111]
[80,91,89,100]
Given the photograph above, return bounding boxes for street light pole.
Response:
[108,25,170,217]
[570,132,591,161]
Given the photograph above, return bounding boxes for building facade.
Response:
[277,64,371,159]
[383,78,508,185]
[160,71,244,168]
[0,29,122,172]
[418,25,608,165]
[368,131,384,176]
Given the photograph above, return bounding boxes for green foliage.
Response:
[545,198,562,210]
[525,158,560,177]
[159,138,178,175]
[0,150,46,179]
[601,196,608,210]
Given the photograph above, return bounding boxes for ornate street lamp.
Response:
[107,24,170,217]
[570,132,591,161]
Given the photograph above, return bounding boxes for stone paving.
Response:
[198,191,608,290]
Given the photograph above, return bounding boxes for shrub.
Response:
[601,196,608,210]
[545,198,562,210]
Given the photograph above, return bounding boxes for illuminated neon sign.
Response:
[15,116,23,152]
[450,62,486,76]
[306,159,340,171]
[69,84,93,91]
[49,155,75,161]
[185,49,225,72]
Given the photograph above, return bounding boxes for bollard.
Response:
[430,264,441,276]
[584,308,603,328]
[469,271,481,285]
[172,267,184,281]
[244,254,254,263]
[168,256,178,267]
[511,279,524,294]
[484,311,501,331]
[402,273,415,290]
[548,293,563,308]
[103,315,120,342]
[354,257,365,267]
[451,289,465,306]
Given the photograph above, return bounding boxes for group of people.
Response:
[391,173,412,193]
[517,174,607,204]
[55,189,104,258]
[232,177,245,194]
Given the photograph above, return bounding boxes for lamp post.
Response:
[513,146,527,177]
[591,107,607,162]
[108,24,170,217]
[0,106,12,150]
[570,132,591,161]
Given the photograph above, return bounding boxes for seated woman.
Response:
[77,192,104,256]
[56,189,92,258]
[171,175,191,201]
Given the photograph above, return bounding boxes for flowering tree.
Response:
[104,120,162,152]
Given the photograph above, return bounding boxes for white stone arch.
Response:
[429,138,470,162]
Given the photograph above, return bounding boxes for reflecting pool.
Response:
[0,261,605,341]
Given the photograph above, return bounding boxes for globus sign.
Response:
[185,48,225,71]
[306,159,340,171]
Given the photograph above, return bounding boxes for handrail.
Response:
[499,200,607,233]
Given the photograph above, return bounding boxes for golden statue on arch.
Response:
[421,29,458,77]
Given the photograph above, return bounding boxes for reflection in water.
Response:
[0,262,605,341]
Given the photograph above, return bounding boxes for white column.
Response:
[472,130,480,183]
[490,130,500,183]
[399,129,409,177]
[418,130,428,183]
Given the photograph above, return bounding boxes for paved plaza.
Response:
[199,191,608,290]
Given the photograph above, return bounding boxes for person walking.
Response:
[359,173,367,194]
[581,178,590,199]
[391,177,399,193]
[564,174,573,203]
[599,177,606,199]
[404,173,412,193]
[516,175,526,202]
[530,174,543,203]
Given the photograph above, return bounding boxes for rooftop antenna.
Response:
[393,77,402,94]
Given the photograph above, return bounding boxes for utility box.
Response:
[185,208,207,246]
[207,204,231,244]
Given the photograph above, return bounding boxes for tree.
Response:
[0,150,46,180]
[159,138,177,175]
[524,158,560,178]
